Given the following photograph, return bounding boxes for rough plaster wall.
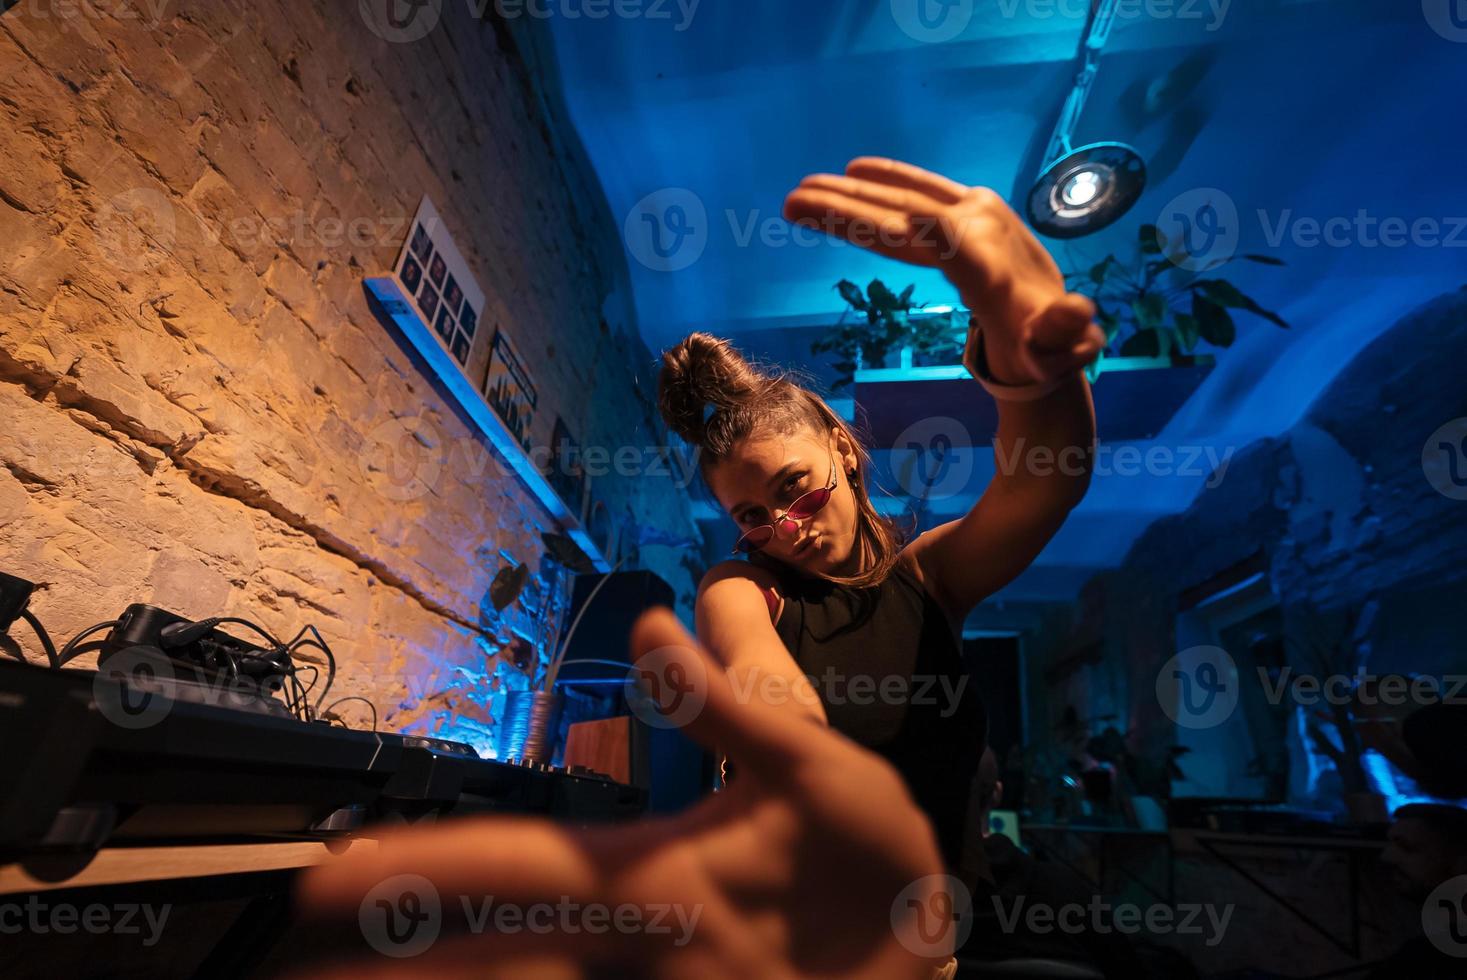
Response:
[0,1,699,747]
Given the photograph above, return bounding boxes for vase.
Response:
[498,690,564,765]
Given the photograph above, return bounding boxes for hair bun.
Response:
[657,332,767,447]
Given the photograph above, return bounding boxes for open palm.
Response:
[293,608,960,979]
[784,157,1106,385]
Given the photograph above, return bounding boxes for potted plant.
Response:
[1065,224,1291,382]
[812,279,922,389]
[490,531,627,764]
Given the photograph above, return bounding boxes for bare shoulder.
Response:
[698,559,783,625]
[699,558,780,593]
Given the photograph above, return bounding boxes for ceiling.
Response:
[546,0,1467,603]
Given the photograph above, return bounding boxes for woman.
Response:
[295,158,1103,979]
[660,157,1101,960]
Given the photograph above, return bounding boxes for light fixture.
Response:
[1028,142,1147,240]
[1025,0,1147,239]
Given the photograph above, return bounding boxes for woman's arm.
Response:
[906,365,1096,620]
[697,560,828,728]
[783,157,1104,622]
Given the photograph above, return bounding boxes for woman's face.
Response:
[706,428,859,574]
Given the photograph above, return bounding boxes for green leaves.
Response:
[1062,222,1290,368]
[835,279,867,311]
[1139,223,1168,255]
[490,562,530,611]
[1132,292,1167,331]
[1193,278,1289,329]
[816,278,932,389]
[866,278,901,311]
[1192,293,1236,347]
[1173,312,1201,352]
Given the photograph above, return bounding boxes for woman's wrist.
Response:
[968,319,1075,402]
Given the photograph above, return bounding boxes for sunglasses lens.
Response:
[788,488,831,520]
[734,525,775,554]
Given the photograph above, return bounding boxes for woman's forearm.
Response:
[989,371,1097,508]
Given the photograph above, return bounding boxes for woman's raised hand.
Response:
[784,157,1106,386]
[292,607,962,979]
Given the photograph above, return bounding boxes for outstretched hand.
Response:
[292,607,961,979]
[784,157,1106,386]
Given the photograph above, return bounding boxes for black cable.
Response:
[19,610,59,669]
[322,696,378,732]
[284,625,336,714]
[295,664,320,698]
[57,620,121,666]
[212,617,283,653]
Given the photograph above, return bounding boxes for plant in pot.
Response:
[489,531,627,765]
[812,279,921,389]
[1064,224,1291,382]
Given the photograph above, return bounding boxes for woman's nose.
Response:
[774,516,800,539]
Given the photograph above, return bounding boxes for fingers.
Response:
[296,816,606,914]
[844,157,969,205]
[628,607,835,785]
[795,173,947,218]
[291,944,589,980]
[782,186,924,265]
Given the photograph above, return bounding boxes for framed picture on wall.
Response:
[483,327,537,451]
[546,416,587,520]
[392,196,486,370]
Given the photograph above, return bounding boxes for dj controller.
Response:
[0,639,645,854]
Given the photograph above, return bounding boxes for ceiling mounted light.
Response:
[1029,141,1147,240]
[1025,0,1147,239]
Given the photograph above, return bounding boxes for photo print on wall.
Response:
[392,196,487,370]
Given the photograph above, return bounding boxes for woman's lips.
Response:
[793,534,818,555]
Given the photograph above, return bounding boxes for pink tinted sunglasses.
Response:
[730,452,839,555]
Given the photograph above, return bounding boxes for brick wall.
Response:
[0,0,702,750]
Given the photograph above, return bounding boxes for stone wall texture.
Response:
[0,1,702,749]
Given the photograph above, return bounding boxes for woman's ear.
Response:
[829,426,853,468]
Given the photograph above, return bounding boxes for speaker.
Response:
[560,569,675,665]
[557,569,708,813]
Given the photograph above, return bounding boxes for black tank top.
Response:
[756,554,988,875]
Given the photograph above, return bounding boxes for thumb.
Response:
[1025,294,1106,377]
[628,607,823,786]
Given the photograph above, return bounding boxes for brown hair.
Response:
[657,331,911,589]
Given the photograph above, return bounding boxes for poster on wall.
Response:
[484,327,537,451]
[546,416,587,520]
[393,197,485,369]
